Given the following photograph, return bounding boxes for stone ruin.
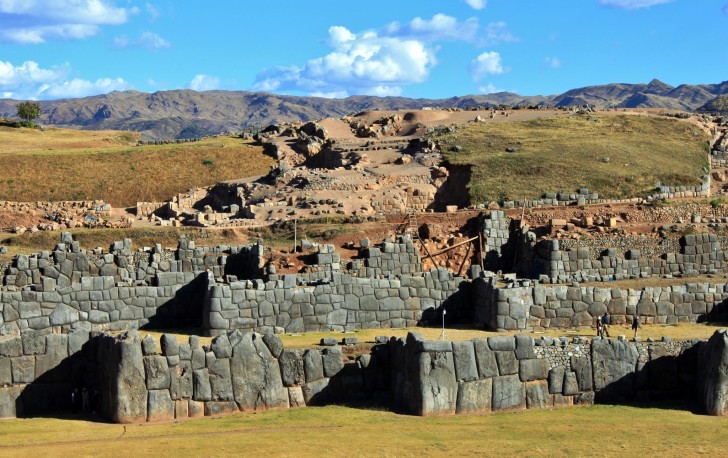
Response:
[2,230,728,420]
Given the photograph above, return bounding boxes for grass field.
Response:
[0,126,274,207]
[0,403,725,457]
[440,113,710,204]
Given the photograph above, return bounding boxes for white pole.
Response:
[440,308,446,340]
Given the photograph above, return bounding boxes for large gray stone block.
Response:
[414,350,457,416]
[147,389,175,422]
[112,331,148,423]
[488,335,516,351]
[452,340,478,382]
[519,359,548,382]
[280,349,305,386]
[456,378,492,414]
[495,351,518,376]
[591,338,638,402]
[322,346,344,378]
[192,369,212,401]
[492,374,525,411]
[570,356,593,392]
[144,355,171,390]
[549,366,566,394]
[697,330,728,415]
[303,349,324,383]
[525,380,550,409]
[473,338,499,379]
[229,333,288,411]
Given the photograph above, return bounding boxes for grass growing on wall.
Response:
[0,126,274,207]
[440,114,710,204]
[0,403,725,457]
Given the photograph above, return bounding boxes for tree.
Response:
[16,101,41,124]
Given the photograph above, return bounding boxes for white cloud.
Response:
[598,0,672,10]
[43,77,129,98]
[113,31,170,50]
[145,2,160,20]
[190,74,220,91]
[479,83,503,94]
[0,60,129,99]
[469,51,504,80]
[464,0,487,10]
[0,0,131,43]
[544,56,561,68]
[385,14,480,42]
[484,22,519,45]
[253,25,436,97]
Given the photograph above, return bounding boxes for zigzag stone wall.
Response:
[474,278,728,331]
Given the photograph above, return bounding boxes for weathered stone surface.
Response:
[697,330,728,415]
[473,338,499,379]
[11,356,35,384]
[519,359,548,382]
[303,349,324,382]
[188,400,204,418]
[415,350,457,416]
[0,357,11,385]
[456,378,492,414]
[452,340,478,382]
[549,366,566,394]
[68,329,89,355]
[591,338,638,402]
[111,331,148,423]
[495,351,518,376]
[262,333,284,358]
[488,335,516,351]
[229,332,288,411]
[147,389,175,422]
[514,334,536,360]
[209,358,233,401]
[570,356,593,392]
[525,380,549,409]
[160,334,179,357]
[49,303,79,326]
[492,374,525,411]
[279,349,305,386]
[193,369,212,401]
[302,378,330,405]
[0,336,22,357]
[563,372,579,396]
[288,386,306,408]
[204,401,239,416]
[21,331,46,355]
[211,334,232,359]
[144,356,170,390]
[175,399,189,419]
[35,334,68,381]
[322,346,344,378]
[0,386,24,418]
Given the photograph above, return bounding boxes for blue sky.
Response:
[1,0,727,100]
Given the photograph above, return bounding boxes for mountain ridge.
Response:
[1,80,727,140]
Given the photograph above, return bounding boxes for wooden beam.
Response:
[429,236,479,257]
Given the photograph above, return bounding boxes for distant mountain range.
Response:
[1,79,727,140]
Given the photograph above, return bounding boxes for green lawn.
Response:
[0,403,725,457]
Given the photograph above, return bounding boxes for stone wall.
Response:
[391,332,701,416]
[203,268,467,336]
[532,234,727,283]
[474,278,728,331]
[0,328,93,418]
[93,330,389,423]
[1,233,264,335]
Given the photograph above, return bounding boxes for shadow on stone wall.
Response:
[141,274,210,331]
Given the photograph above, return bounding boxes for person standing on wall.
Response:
[632,314,640,340]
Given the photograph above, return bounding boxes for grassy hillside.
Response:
[0,126,274,207]
[440,114,710,204]
[0,403,725,457]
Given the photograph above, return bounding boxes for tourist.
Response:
[632,314,640,340]
[596,316,603,337]
[602,313,610,337]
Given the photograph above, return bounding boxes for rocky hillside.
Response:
[1,79,726,140]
